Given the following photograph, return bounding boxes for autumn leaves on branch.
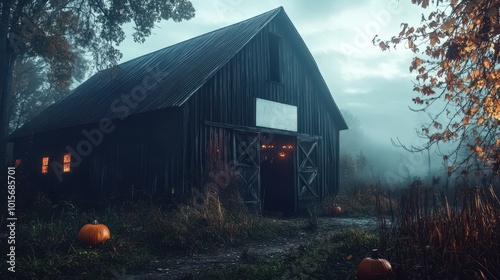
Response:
[375,0,500,175]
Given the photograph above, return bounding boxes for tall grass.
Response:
[388,183,500,279]
[322,181,394,217]
[2,186,300,279]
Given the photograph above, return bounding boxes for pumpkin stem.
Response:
[371,249,379,259]
[93,220,98,225]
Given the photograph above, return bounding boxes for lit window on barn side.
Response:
[63,153,71,172]
[42,157,49,174]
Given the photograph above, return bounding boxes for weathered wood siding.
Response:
[14,108,185,200]
[182,15,340,197]
[12,12,342,204]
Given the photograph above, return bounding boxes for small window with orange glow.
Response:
[63,153,71,172]
[42,157,49,174]
[15,159,21,168]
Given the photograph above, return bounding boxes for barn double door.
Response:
[208,124,321,213]
[296,136,320,210]
[233,130,261,212]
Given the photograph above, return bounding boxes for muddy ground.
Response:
[122,217,379,279]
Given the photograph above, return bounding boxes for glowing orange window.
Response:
[42,157,49,174]
[15,159,21,168]
[63,153,71,172]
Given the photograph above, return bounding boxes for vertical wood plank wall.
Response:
[14,14,342,202]
[183,16,340,198]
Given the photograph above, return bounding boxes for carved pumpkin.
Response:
[78,220,111,246]
[331,206,342,215]
[357,249,393,280]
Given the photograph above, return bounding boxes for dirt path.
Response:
[123,217,378,280]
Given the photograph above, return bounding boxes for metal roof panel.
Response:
[10,7,283,138]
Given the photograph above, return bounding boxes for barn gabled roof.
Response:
[10,7,347,139]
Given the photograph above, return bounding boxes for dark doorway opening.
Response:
[260,134,295,213]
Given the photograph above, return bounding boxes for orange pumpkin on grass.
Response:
[78,220,111,246]
[331,205,342,215]
[357,249,393,280]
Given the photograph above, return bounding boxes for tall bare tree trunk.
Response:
[1,1,15,164]
[0,55,15,164]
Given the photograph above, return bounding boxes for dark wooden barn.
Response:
[8,7,347,213]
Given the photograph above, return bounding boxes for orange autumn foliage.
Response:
[376,0,500,174]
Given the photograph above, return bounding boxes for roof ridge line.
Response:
[118,7,284,67]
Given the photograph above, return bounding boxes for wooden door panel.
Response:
[297,137,319,206]
[233,130,261,211]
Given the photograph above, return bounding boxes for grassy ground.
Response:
[3,180,497,279]
[322,180,396,218]
[199,228,380,280]
[197,181,393,280]
[0,182,393,279]
[198,181,500,280]
[0,189,306,279]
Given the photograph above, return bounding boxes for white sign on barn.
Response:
[255,98,297,132]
